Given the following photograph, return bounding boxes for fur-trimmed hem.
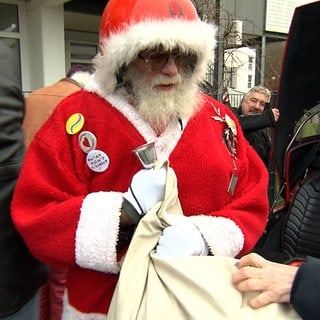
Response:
[62,291,108,320]
[75,191,123,274]
[190,215,244,257]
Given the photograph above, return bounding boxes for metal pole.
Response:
[260,34,266,85]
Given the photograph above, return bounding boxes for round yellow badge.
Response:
[66,113,85,135]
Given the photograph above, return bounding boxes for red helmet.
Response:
[99,0,199,41]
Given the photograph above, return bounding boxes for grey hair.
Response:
[244,85,271,102]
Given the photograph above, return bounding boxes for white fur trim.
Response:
[190,215,244,257]
[71,71,92,88]
[90,19,217,97]
[75,191,122,274]
[62,291,108,320]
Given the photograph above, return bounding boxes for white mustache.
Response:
[151,74,182,87]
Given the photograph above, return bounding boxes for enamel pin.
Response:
[66,113,85,135]
[78,131,97,154]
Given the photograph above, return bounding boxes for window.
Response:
[223,66,237,89]
[248,74,253,88]
[69,41,97,70]
[248,56,253,71]
[0,3,19,32]
[65,31,99,72]
[0,2,21,84]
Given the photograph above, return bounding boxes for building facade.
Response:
[0,0,102,93]
[0,0,314,95]
[215,0,313,96]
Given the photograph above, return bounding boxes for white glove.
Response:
[156,215,209,257]
[123,167,167,218]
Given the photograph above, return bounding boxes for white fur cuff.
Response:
[190,215,244,257]
[75,191,123,274]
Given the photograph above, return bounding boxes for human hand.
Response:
[272,108,280,122]
[156,215,209,257]
[123,167,167,216]
[232,253,298,308]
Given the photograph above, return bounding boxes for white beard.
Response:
[120,67,200,133]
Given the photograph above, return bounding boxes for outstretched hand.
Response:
[232,253,298,308]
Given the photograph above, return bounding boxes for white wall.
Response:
[26,0,67,90]
[224,47,256,93]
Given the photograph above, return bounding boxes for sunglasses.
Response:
[138,50,197,72]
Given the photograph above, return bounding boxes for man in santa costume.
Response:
[12,0,269,318]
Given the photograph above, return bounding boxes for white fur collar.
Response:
[106,94,187,162]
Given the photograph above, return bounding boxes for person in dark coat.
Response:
[232,252,320,320]
[230,85,280,167]
[0,39,47,319]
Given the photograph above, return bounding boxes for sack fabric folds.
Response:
[108,162,300,320]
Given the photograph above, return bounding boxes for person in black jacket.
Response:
[230,85,280,167]
[0,39,47,319]
[232,252,319,320]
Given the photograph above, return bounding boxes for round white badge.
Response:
[78,131,97,153]
[86,150,110,173]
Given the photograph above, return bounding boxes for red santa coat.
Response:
[12,90,269,318]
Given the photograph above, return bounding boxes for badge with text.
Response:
[78,131,97,153]
[66,113,84,135]
[86,150,110,172]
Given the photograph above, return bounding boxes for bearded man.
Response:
[11,0,269,318]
